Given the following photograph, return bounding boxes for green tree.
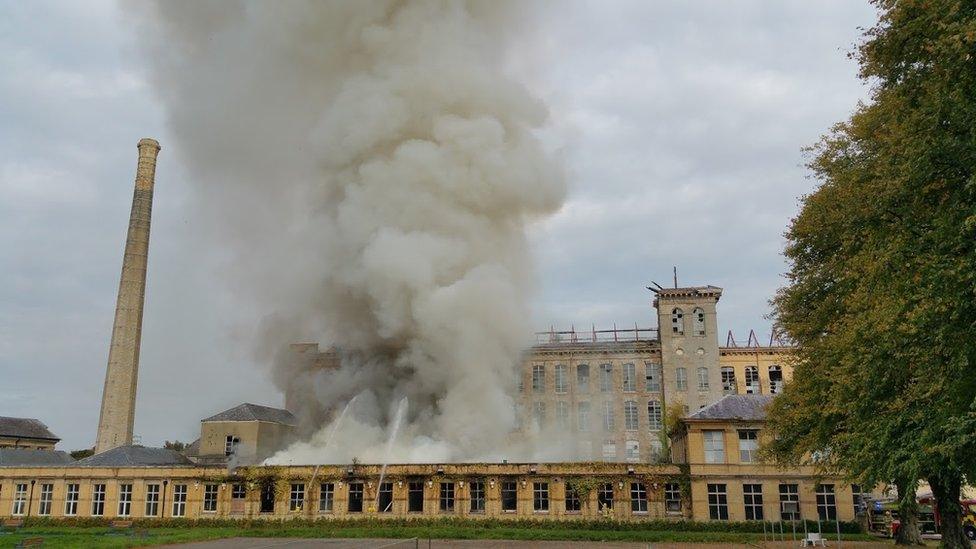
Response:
[762,1,976,548]
[164,440,188,452]
[69,448,94,460]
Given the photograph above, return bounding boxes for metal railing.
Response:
[534,325,658,345]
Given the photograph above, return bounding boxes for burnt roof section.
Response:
[0,416,60,442]
[686,394,774,422]
[202,403,296,425]
[76,445,193,467]
[0,448,74,466]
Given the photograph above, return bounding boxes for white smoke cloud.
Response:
[136,1,567,463]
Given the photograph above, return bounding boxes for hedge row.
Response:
[18,516,863,534]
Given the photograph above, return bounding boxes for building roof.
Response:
[202,403,296,425]
[686,394,774,422]
[0,416,60,441]
[75,445,194,467]
[653,285,724,299]
[0,448,74,466]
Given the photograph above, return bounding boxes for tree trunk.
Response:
[894,477,925,545]
[929,472,969,549]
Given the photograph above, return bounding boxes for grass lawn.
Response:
[0,524,882,548]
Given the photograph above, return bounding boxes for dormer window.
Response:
[671,308,684,335]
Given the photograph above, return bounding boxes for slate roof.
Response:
[0,416,60,441]
[686,394,774,421]
[0,448,74,466]
[201,403,296,425]
[75,445,194,467]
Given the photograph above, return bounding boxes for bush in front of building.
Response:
[18,515,863,534]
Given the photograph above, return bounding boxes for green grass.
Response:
[0,524,882,548]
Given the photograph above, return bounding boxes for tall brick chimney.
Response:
[94,138,161,454]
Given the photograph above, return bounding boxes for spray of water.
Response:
[136,1,567,463]
[375,397,408,510]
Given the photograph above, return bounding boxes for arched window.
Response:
[647,400,663,431]
[671,308,684,335]
[769,365,784,394]
[692,307,705,336]
[745,366,760,394]
[696,367,709,391]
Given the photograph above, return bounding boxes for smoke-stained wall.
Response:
[136,1,566,463]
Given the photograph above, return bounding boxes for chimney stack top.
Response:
[137,138,161,152]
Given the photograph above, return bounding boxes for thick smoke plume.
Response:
[138,1,567,462]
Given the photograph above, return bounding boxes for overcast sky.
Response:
[0,1,877,451]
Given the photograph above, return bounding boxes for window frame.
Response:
[721,366,737,395]
[676,367,688,391]
[671,308,684,335]
[697,367,710,391]
[599,363,613,392]
[556,400,570,430]
[625,440,640,462]
[554,364,567,394]
[38,483,53,516]
[532,364,545,393]
[204,483,219,513]
[664,483,682,514]
[597,483,614,511]
[533,482,549,512]
[319,482,335,512]
[347,482,364,513]
[703,430,726,464]
[624,400,639,431]
[738,430,759,463]
[469,480,485,513]
[172,484,187,517]
[602,401,615,431]
[693,307,706,336]
[118,483,133,517]
[377,482,393,513]
[407,481,424,513]
[501,481,518,512]
[91,483,106,517]
[289,483,305,512]
[577,401,590,432]
[145,484,160,517]
[816,484,837,521]
[647,400,663,431]
[565,485,581,513]
[65,483,80,516]
[576,364,590,393]
[439,482,455,513]
[779,483,800,521]
[707,483,729,520]
[745,365,760,394]
[622,363,636,392]
[644,362,661,392]
[743,483,764,521]
[11,483,27,516]
[630,482,648,513]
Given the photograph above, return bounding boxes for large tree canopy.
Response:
[762,1,976,547]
